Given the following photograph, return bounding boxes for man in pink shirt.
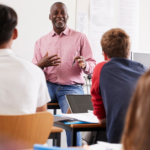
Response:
[32,2,96,146]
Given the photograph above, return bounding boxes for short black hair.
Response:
[52,2,64,5]
[0,4,17,46]
[50,2,66,12]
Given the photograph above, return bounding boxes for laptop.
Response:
[65,95,93,113]
[132,52,150,68]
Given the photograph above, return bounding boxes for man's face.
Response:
[50,4,68,30]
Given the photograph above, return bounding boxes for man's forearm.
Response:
[36,104,47,112]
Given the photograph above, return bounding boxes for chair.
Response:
[47,103,60,115]
[0,112,53,149]
[49,126,63,146]
[47,103,63,146]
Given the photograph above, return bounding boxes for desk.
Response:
[54,121,106,146]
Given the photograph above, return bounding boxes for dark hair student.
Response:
[0,4,17,46]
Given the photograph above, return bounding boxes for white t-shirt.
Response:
[0,49,51,115]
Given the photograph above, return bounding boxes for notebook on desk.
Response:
[65,95,93,113]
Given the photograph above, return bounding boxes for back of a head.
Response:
[101,28,130,58]
[0,4,17,46]
[122,69,150,150]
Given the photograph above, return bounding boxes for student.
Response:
[121,69,150,150]
[32,2,96,146]
[0,4,50,114]
[85,69,150,150]
[91,28,147,143]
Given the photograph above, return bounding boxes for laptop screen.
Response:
[66,95,93,113]
[133,52,150,68]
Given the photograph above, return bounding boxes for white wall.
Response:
[139,0,150,52]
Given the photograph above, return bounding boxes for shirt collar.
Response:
[50,26,69,37]
[0,49,14,56]
[62,26,69,35]
[50,30,56,37]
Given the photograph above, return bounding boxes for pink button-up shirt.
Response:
[32,27,96,85]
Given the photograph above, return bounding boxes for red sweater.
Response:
[91,61,106,120]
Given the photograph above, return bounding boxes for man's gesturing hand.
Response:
[37,51,61,70]
[74,56,86,69]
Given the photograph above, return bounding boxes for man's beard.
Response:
[55,20,65,28]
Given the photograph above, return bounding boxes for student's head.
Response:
[121,69,150,150]
[49,2,68,32]
[0,4,18,48]
[101,28,131,60]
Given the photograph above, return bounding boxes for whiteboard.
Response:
[1,0,76,61]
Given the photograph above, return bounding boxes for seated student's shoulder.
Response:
[12,55,44,76]
[92,61,107,79]
[94,61,107,72]
[133,60,148,72]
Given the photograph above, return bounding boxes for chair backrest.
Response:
[0,112,53,148]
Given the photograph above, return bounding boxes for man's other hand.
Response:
[37,51,61,69]
[74,56,86,69]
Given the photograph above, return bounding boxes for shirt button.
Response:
[58,75,59,78]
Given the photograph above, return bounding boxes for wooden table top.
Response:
[55,121,106,129]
